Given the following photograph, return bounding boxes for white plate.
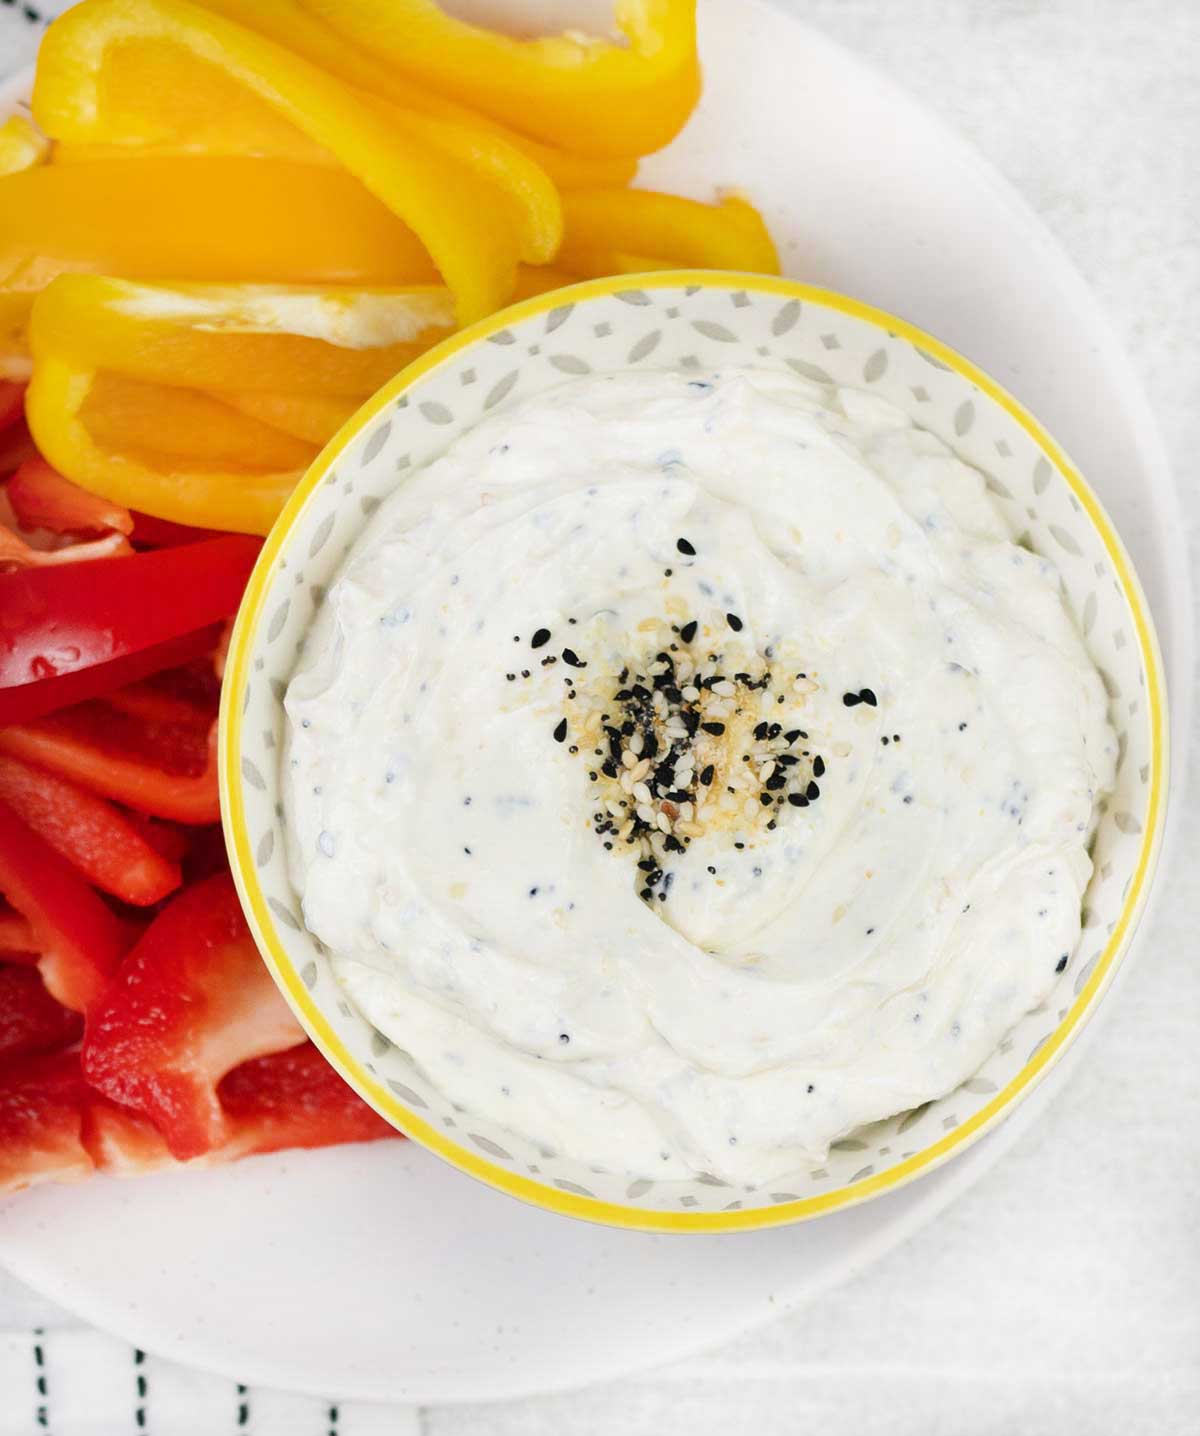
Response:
[0,0,1190,1403]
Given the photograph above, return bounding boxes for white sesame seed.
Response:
[656,811,673,833]
[759,760,776,781]
[606,799,624,817]
[706,699,732,718]
[681,686,700,702]
[629,730,644,755]
[633,781,652,804]
[621,750,637,770]
[679,801,695,820]
[619,770,634,794]
[713,680,735,697]
[618,819,635,839]
[636,803,655,823]
[648,661,668,676]
[631,758,651,781]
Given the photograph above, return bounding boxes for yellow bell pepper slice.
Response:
[79,373,319,470]
[0,115,50,177]
[32,276,455,396]
[192,0,636,189]
[26,349,303,537]
[33,0,525,321]
[296,0,700,160]
[558,189,781,276]
[41,7,561,266]
[217,392,361,448]
[0,157,436,289]
[0,158,439,368]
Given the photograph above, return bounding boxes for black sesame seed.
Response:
[559,1033,570,1044]
[812,755,826,778]
[1055,953,1069,973]
[561,648,586,668]
[788,793,809,807]
[676,537,696,556]
[707,865,716,874]
[777,754,798,767]
[784,729,803,743]
[701,721,725,736]
[529,886,539,896]
[881,736,890,746]
[553,718,568,743]
[842,692,860,708]
[958,721,968,732]
[860,688,878,707]
[700,764,715,786]
[726,612,743,631]
[759,793,773,806]
[531,628,551,648]
[680,620,698,643]
[806,781,820,800]
[765,773,786,791]
[754,721,770,741]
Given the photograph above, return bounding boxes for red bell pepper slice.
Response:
[0,798,131,1012]
[0,964,83,1063]
[216,1042,398,1155]
[131,511,227,549]
[0,701,220,824]
[6,456,133,537]
[0,419,36,477]
[0,752,181,906]
[0,525,132,569]
[81,871,304,1160]
[0,534,259,725]
[83,1044,398,1177]
[0,900,37,958]
[0,1048,94,1195]
[0,383,24,433]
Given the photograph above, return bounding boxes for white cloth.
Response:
[1,1,1197,1432]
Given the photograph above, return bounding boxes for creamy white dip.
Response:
[284,369,1115,1185]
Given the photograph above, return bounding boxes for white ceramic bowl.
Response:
[220,272,1168,1233]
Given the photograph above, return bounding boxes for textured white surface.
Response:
[0,0,1197,1431]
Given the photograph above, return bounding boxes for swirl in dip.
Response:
[284,370,1115,1185]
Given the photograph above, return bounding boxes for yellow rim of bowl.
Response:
[220,272,1169,1234]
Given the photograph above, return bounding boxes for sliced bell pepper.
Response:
[84,1043,397,1175]
[7,456,133,537]
[0,752,181,906]
[0,900,37,957]
[32,276,453,396]
[0,965,84,1063]
[0,798,132,1012]
[0,535,258,725]
[216,1042,398,1155]
[0,527,132,570]
[0,382,24,432]
[81,871,305,1160]
[35,0,526,321]
[26,350,307,534]
[218,391,360,447]
[0,159,435,324]
[123,812,191,866]
[79,371,319,470]
[41,7,560,268]
[130,511,226,549]
[0,115,49,178]
[512,266,583,301]
[195,0,638,188]
[0,418,36,475]
[298,0,700,160]
[0,1049,94,1195]
[0,705,220,825]
[558,189,781,276]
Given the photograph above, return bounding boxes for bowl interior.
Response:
[221,274,1165,1232]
